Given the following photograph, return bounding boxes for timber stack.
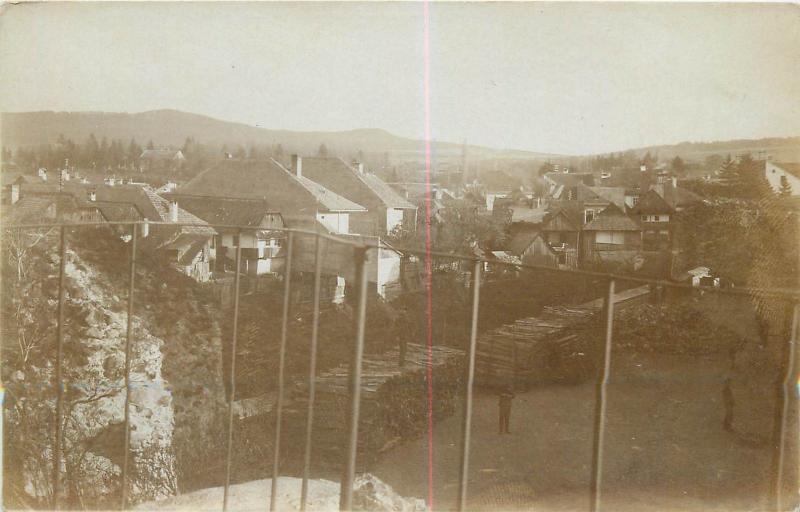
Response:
[474,285,651,388]
[475,304,600,388]
[283,342,464,472]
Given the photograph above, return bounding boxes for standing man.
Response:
[722,376,734,432]
[498,385,515,434]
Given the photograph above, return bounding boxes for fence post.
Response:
[456,260,482,511]
[52,226,67,510]
[590,279,615,512]
[773,301,800,512]
[270,231,294,511]
[121,224,138,509]
[339,246,370,511]
[222,233,243,512]
[300,234,324,511]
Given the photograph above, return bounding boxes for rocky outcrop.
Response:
[5,234,226,508]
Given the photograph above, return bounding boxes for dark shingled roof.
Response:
[658,184,703,210]
[3,196,56,224]
[583,203,641,231]
[299,157,415,210]
[164,194,283,229]
[630,189,674,215]
[577,184,626,209]
[180,159,365,217]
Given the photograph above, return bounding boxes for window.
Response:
[654,215,660,222]
[584,209,595,223]
[596,231,625,245]
[641,215,647,222]
[632,197,640,205]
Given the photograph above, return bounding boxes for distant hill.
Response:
[605,137,800,163]
[0,109,557,162]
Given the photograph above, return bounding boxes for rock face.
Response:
[135,474,427,511]
[7,243,226,508]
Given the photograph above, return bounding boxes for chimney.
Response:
[170,201,179,223]
[88,189,97,202]
[292,154,302,177]
[141,218,150,238]
[672,176,678,188]
[10,183,19,205]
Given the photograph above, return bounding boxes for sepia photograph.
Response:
[0,1,798,511]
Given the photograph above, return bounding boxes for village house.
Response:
[2,173,106,224]
[180,157,366,233]
[628,178,702,253]
[86,185,216,282]
[505,230,563,268]
[295,156,418,236]
[629,189,674,251]
[164,194,285,277]
[765,161,800,196]
[177,158,382,300]
[581,203,642,263]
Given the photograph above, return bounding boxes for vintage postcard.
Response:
[1,2,798,511]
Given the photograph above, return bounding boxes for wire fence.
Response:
[2,220,799,511]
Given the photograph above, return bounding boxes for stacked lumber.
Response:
[284,343,464,472]
[475,304,599,388]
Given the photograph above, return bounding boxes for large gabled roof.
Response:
[630,189,673,215]
[658,184,703,209]
[358,172,416,209]
[299,157,415,210]
[3,196,57,224]
[180,159,365,215]
[583,203,641,231]
[577,184,626,209]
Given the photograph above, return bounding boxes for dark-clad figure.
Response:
[722,376,734,432]
[498,386,515,434]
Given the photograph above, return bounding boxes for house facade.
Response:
[297,156,417,236]
[581,204,642,263]
[165,194,286,277]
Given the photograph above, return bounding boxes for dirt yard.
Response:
[371,351,775,511]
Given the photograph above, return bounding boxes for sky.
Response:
[0,1,798,155]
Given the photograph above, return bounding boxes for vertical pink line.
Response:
[422,0,435,510]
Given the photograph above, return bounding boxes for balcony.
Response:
[2,220,799,512]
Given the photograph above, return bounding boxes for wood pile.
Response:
[283,343,464,472]
[475,286,651,388]
[475,304,599,388]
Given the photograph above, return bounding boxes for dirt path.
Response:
[371,352,772,511]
